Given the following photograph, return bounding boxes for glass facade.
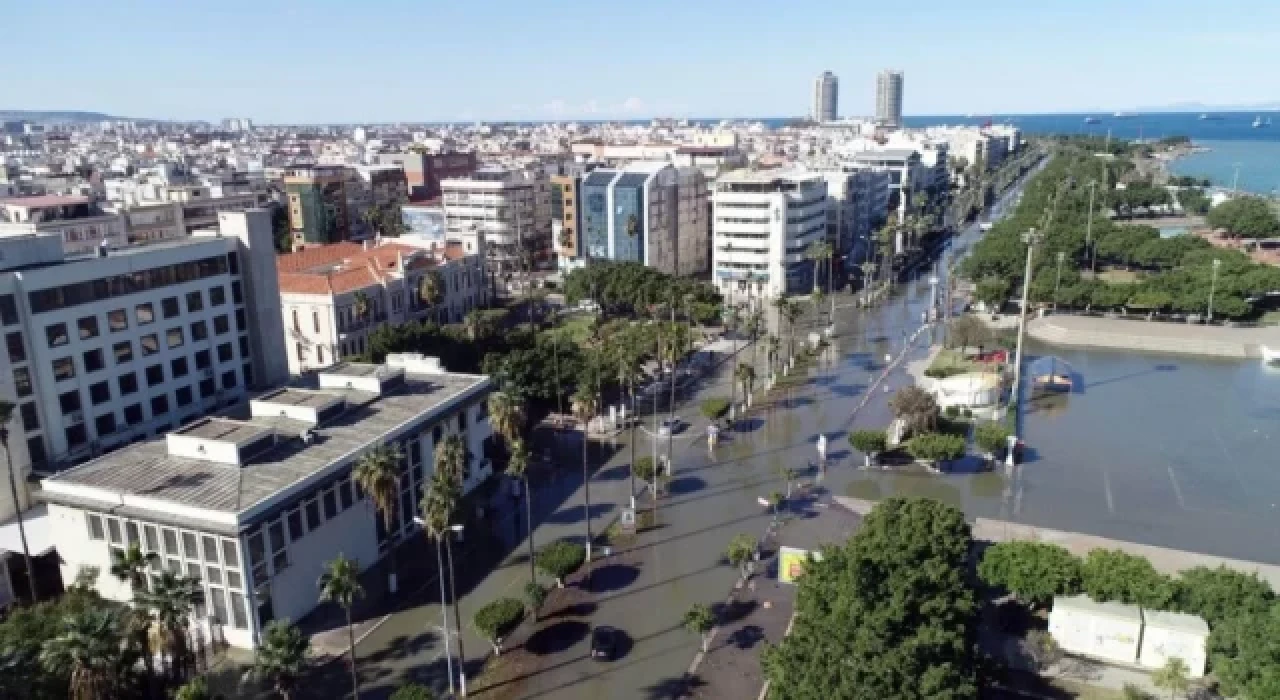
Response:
[611,184,644,263]
[582,185,610,259]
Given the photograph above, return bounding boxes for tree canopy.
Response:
[563,261,721,317]
[1080,549,1176,609]
[1207,196,1280,239]
[763,498,978,700]
[978,541,1081,606]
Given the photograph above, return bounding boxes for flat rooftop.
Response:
[717,169,818,184]
[43,370,488,520]
[257,388,338,409]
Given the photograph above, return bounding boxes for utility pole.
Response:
[1232,163,1242,194]
[1207,258,1222,322]
[1085,180,1097,273]
[1010,228,1042,440]
[1054,251,1066,310]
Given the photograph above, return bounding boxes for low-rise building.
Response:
[0,195,127,255]
[278,240,488,375]
[39,354,494,649]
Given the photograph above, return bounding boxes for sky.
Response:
[6,0,1280,124]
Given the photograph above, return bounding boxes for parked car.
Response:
[590,626,619,660]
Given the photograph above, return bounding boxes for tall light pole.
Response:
[1010,228,1041,439]
[1085,180,1098,273]
[1054,251,1066,310]
[1207,258,1222,323]
[1232,163,1242,194]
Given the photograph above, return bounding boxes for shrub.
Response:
[390,683,437,700]
[974,422,1011,456]
[524,581,548,613]
[473,597,526,655]
[906,433,966,463]
[943,405,961,418]
[633,456,657,483]
[536,540,586,587]
[925,366,964,379]
[700,397,730,420]
[849,430,887,466]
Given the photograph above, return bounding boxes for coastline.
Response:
[1025,314,1280,359]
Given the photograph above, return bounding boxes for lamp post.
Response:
[414,518,466,695]
[1207,258,1222,323]
[1054,251,1066,310]
[1010,228,1042,439]
[1085,180,1097,273]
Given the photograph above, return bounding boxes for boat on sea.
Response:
[1199,113,1224,121]
[1033,373,1074,392]
[1254,116,1269,128]
[1113,112,1133,118]
[1083,117,1101,124]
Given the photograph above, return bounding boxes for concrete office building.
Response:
[378,152,478,200]
[876,70,905,128]
[278,240,488,375]
[813,71,839,122]
[712,170,827,301]
[551,174,582,270]
[813,168,892,270]
[0,195,128,256]
[576,163,709,277]
[0,210,287,606]
[441,169,542,280]
[39,354,494,649]
[284,166,352,247]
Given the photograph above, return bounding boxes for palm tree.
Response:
[805,240,834,299]
[463,309,486,342]
[137,572,203,682]
[109,541,157,592]
[352,291,370,324]
[766,334,780,375]
[773,298,802,362]
[417,271,442,310]
[506,439,537,597]
[434,434,469,488]
[0,401,36,601]
[745,310,763,374]
[487,392,526,447]
[735,363,756,408]
[571,385,598,560]
[319,554,365,700]
[246,620,310,700]
[353,444,404,582]
[420,471,466,696]
[614,345,644,500]
[361,204,385,239]
[39,609,133,700]
[859,261,878,304]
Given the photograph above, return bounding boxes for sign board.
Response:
[777,546,822,584]
[619,507,637,534]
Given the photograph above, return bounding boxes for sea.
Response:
[671,111,1280,195]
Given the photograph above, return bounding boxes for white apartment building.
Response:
[712,170,827,301]
[0,195,128,255]
[0,210,288,606]
[278,240,489,375]
[39,354,494,649]
[441,169,539,264]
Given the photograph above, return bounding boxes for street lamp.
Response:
[1085,180,1098,273]
[1054,251,1066,310]
[1207,258,1222,323]
[1010,228,1042,441]
[414,517,467,696]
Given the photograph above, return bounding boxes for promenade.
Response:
[1027,313,1280,359]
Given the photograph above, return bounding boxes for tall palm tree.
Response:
[766,334,780,375]
[417,271,442,310]
[434,434,468,488]
[735,363,756,407]
[352,291,371,324]
[353,444,403,580]
[137,572,203,683]
[319,554,365,700]
[615,344,643,499]
[773,298,802,362]
[39,608,133,700]
[571,385,597,560]
[0,401,36,602]
[109,542,157,592]
[506,440,536,593]
[745,310,762,374]
[246,619,310,700]
[487,392,525,448]
[421,471,466,697]
[805,240,834,297]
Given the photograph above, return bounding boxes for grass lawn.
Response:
[928,348,984,375]
[540,313,597,347]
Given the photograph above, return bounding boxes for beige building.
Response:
[278,240,488,375]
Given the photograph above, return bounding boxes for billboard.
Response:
[777,546,822,584]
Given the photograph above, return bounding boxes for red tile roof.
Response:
[277,241,439,295]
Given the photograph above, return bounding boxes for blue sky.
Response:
[7,0,1278,123]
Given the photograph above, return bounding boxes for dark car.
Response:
[590,625,618,660]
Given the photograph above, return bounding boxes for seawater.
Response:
[1167,140,1280,196]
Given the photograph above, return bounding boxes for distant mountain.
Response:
[0,109,130,123]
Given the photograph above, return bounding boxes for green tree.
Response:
[433,434,468,486]
[353,444,403,576]
[974,422,1011,460]
[978,541,1082,606]
[353,291,371,323]
[906,432,966,465]
[1174,565,1273,627]
[1211,602,1280,698]
[136,572,203,682]
[762,498,978,699]
[417,271,443,308]
[683,603,716,653]
[890,386,940,438]
[536,540,585,588]
[735,362,756,405]
[389,683,437,700]
[700,398,730,422]
[523,581,548,618]
[1080,549,1176,608]
[38,609,134,700]
[848,429,887,467]
[472,598,525,656]
[975,276,1012,311]
[174,677,213,700]
[1207,196,1280,239]
[726,534,757,581]
[487,391,526,447]
[108,542,156,592]
[947,315,991,354]
[507,439,538,598]
[571,384,598,551]
[246,620,310,700]
[1151,657,1191,699]
[318,554,365,700]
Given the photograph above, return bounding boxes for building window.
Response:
[106,517,123,545]
[83,348,105,373]
[339,479,354,509]
[53,357,76,381]
[59,390,81,414]
[322,489,338,519]
[26,437,46,467]
[95,413,117,435]
[202,535,220,564]
[199,378,216,398]
[229,591,248,629]
[146,364,164,386]
[124,403,143,425]
[46,323,69,348]
[218,342,233,363]
[305,498,322,531]
[108,309,128,332]
[312,311,320,333]
[195,349,211,369]
[6,332,25,363]
[232,280,243,304]
[268,521,288,572]
[20,402,39,432]
[235,309,246,332]
[141,334,160,356]
[119,372,139,395]
[161,297,180,319]
[136,303,155,325]
[89,381,111,405]
[167,327,184,349]
[239,336,250,358]
[317,346,325,364]
[181,532,199,560]
[221,370,237,390]
[65,423,88,448]
[86,513,105,541]
[291,309,299,332]
[77,316,99,340]
[144,525,160,553]
[13,367,31,398]
[287,509,304,542]
[191,320,208,341]
[186,291,204,313]
[162,528,180,556]
[171,356,189,378]
[150,394,169,416]
[0,295,16,325]
[114,341,133,364]
[176,386,193,406]
[210,286,226,307]
[214,315,230,335]
[222,539,240,568]
[209,588,228,626]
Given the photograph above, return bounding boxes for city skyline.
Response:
[6,0,1280,123]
